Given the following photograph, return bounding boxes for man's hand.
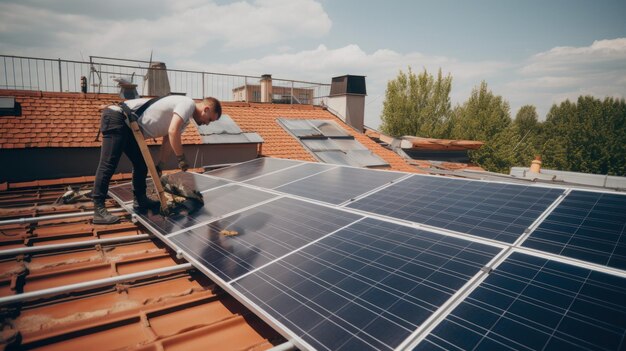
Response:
[177,154,189,172]
[156,161,165,177]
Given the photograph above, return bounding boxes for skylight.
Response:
[278,118,388,168]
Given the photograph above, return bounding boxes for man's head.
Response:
[194,97,222,125]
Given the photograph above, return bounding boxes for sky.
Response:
[1,0,625,128]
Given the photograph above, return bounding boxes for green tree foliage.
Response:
[450,81,516,173]
[380,67,452,138]
[540,96,626,176]
[379,67,625,176]
[512,105,541,167]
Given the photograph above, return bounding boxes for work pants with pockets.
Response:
[92,108,148,202]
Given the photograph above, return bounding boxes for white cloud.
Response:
[0,0,332,58]
[502,38,626,118]
[522,38,626,75]
[177,44,510,127]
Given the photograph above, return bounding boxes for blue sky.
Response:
[1,0,625,128]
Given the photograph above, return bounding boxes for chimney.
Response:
[326,75,366,132]
[146,62,171,97]
[530,155,542,173]
[260,74,272,103]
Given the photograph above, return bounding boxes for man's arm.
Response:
[167,113,189,171]
[158,134,172,167]
[167,113,185,157]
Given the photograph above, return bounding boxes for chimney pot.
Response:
[530,155,542,173]
[260,74,272,103]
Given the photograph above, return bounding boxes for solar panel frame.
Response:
[413,251,626,351]
[232,217,503,351]
[108,158,626,351]
[275,166,406,205]
[347,174,564,244]
[522,189,626,270]
[133,184,279,236]
[244,162,335,189]
[109,172,230,203]
[204,157,303,182]
[169,197,364,281]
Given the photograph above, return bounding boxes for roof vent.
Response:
[0,96,21,117]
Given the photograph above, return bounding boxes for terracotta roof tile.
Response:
[2,89,423,172]
[0,179,283,350]
[0,90,205,149]
[222,102,420,172]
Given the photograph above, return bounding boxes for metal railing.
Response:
[0,54,331,106]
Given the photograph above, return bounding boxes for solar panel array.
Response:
[109,158,626,351]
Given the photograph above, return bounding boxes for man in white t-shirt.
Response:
[92,95,222,224]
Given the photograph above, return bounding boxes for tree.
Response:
[512,105,541,167]
[540,97,626,176]
[380,67,452,138]
[451,81,515,173]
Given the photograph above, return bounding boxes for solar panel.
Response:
[279,119,322,137]
[309,120,350,137]
[233,218,501,351]
[170,197,363,281]
[523,190,626,270]
[275,166,404,205]
[205,157,301,182]
[109,171,229,203]
[139,184,277,235]
[245,162,334,189]
[109,159,626,351]
[415,252,626,351]
[348,175,563,243]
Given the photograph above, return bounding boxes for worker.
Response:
[92,96,222,224]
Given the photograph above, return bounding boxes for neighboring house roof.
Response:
[221,101,419,172]
[364,128,485,172]
[0,90,202,149]
[0,90,422,173]
[0,177,283,350]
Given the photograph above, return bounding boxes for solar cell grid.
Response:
[245,162,334,189]
[204,157,301,181]
[415,252,626,351]
[348,175,563,243]
[233,218,501,351]
[169,197,362,281]
[523,190,626,270]
[140,184,277,235]
[109,172,228,202]
[276,166,404,204]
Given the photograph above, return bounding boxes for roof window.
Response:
[278,118,388,168]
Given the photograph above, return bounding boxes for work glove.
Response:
[155,161,164,177]
[177,154,189,172]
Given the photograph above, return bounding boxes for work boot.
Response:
[133,193,161,211]
[93,200,120,225]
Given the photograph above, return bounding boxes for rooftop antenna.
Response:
[142,50,153,96]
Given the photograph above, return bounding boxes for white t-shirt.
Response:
[117,95,196,138]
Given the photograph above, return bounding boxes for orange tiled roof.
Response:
[0,177,283,350]
[0,90,421,172]
[0,90,201,149]
[222,102,420,173]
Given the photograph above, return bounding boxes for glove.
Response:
[155,161,164,177]
[177,154,189,172]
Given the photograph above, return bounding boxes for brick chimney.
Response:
[326,75,366,132]
[260,74,272,103]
